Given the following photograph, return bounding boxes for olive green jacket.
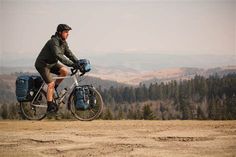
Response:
[35,34,78,68]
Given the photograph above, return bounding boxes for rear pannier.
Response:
[15,75,43,102]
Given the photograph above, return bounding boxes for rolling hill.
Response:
[1,65,236,104]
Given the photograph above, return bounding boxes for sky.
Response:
[0,0,235,67]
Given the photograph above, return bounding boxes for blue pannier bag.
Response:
[15,75,43,102]
[77,59,91,73]
[74,86,95,110]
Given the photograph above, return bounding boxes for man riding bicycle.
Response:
[35,24,79,113]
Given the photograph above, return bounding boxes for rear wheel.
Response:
[20,90,47,120]
[69,86,103,121]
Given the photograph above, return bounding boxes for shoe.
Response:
[47,102,58,113]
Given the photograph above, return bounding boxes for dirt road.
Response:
[0,120,235,157]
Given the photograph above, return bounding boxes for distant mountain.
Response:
[1,65,236,104]
[89,65,236,85]
[2,53,235,85]
[88,53,236,85]
[1,65,236,86]
[88,53,236,72]
[141,66,236,86]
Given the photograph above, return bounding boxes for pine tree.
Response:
[226,94,236,119]
[127,108,134,119]
[142,104,155,120]
[117,107,124,120]
[8,103,20,119]
[197,106,206,120]
[134,103,142,120]
[179,93,191,120]
[208,96,217,119]
[1,104,8,119]
[103,107,113,120]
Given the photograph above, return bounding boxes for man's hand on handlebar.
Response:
[72,62,80,69]
[70,60,88,76]
[70,67,85,76]
[70,68,77,76]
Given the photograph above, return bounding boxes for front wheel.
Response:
[69,86,103,121]
[20,90,47,120]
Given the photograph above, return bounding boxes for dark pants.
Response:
[35,63,63,84]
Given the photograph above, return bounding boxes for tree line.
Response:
[0,73,235,120]
[99,73,236,120]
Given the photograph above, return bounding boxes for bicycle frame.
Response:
[31,73,81,107]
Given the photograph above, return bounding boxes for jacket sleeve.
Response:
[50,39,74,67]
[64,43,78,63]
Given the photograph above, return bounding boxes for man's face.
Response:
[59,30,69,40]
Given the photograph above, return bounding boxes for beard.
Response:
[61,35,68,40]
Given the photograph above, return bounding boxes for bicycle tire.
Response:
[69,86,103,121]
[20,90,47,120]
